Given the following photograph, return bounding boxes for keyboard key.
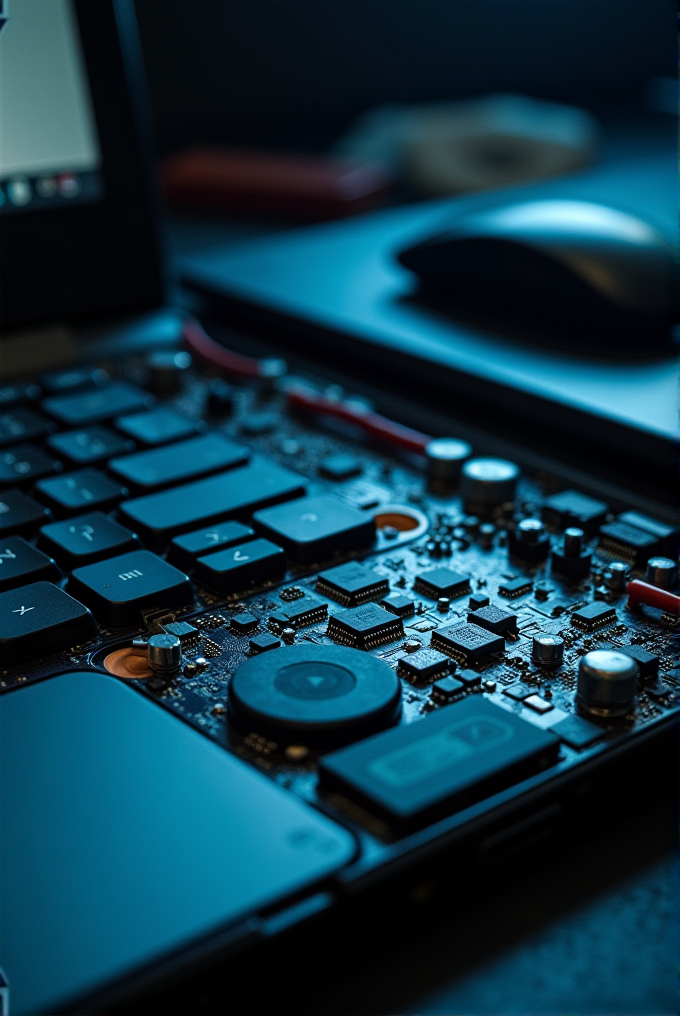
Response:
[41,381,154,426]
[119,459,306,551]
[0,581,97,664]
[35,469,128,518]
[38,512,140,571]
[0,537,61,593]
[194,538,285,594]
[0,444,63,487]
[41,367,109,394]
[109,433,249,493]
[115,407,203,446]
[46,426,135,466]
[253,494,375,565]
[0,490,53,538]
[168,520,254,570]
[67,550,194,625]
[0,382,41,407]
[0,407,53,447]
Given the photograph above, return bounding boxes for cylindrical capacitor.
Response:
[563,527,584,557]
[509,517,550,562]
[145,350,192,394]
[425,437,473,493]
[644,556,678,590]
[531,633,564,668]
[460,457,520,510]
[577,649,638,717]
[147,633,183,674]
[604,561,629,592]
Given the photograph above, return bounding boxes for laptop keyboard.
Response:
[0,342,677,840]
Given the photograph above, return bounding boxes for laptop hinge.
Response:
[0,324,76,378]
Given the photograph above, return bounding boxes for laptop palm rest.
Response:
[0,672,355,1014]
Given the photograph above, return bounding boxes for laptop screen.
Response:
[0,0,104,216]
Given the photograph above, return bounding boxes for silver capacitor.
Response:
[147,633,183,674]
[604,561,629,592]
[644,556,677,589]
[531,634,564,668]
[577,649,638,717]
[460,457,519,510]
[425,437,472,492]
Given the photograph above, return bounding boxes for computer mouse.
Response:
[397,199,678,340]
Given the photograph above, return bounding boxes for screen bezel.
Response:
[0,0,166,332]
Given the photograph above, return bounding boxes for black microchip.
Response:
[318,454,363,481]
[503,683,533,701]
[498,577,533,598]
[431,622,504,662]
[316,561,389,607]
[398,648,450,684]
[414,568,470,600]
[249,632,281,654]
[456,668,482,688]
[319,696,560,829]
[380,593,415,617]
[551,714,603,749]
[270,594,328,629]
[327,603,404,649]
[620,644,659,680]
[598,521,659,566]
[469,594,490,610]
[617,511,678,558]
[231,612,259,634]
[542,489,608,533]
[467,604,518,636]
[430,676,464,703]
[571,602,617,630]
[161,620,199,642]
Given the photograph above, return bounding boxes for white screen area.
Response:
[0,0,101,179]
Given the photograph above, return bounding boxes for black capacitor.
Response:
[551,526,592,580]
[145,350,192,394]
[460,457,519,511]
[644,556,677,589]
[531,633,564,668]
[509,518,550,562]
[425,438,472,493]
[577,650,638,717]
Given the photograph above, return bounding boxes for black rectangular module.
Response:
[110,433,249,493]
[598,521,659,566]
[431,676,465,703]
[616,512,678,558]
[498,577,533,598]
[619,644,659,680]
[194,538,286,595]
[320,696,560,830]
[380,593,415,617]
[414,568,470,600]
[456,668,482,688]
[398,648,450,684]
[432,622,504,662]
[327,603,403,649]
[571,602,617,631]
[551,714,603,749]
[270,594,328,628]
[254,494,375,565]
[250,632,281,654]
[541,489,608,534]
[467,604,518,636]
[316,561,389,607]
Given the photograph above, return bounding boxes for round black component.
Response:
[228,644,402,746]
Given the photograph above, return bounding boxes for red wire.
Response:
[286,385,431,454]
[183,318,265,379]
[627,579,680,616]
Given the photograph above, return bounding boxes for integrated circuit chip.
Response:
[319,696,560,829]
[620,644,659,680]
[327,603,404,649]
[414,568,470,601]
[269,593,328,629]
[542,489,608,533]
[498,577,533,598]
[316,561,389,607]
[431,622,504,662]
[467,604,518,636]
[397,648,450,684]
[571,602,617,631]
[430,676,465,704]
[380,593,415,618]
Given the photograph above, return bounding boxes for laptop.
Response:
[1,3,677,1013]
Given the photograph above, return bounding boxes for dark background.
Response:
[134,0,675,155]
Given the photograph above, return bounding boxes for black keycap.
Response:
[0,407,53,447]
[0,490,53,538]
[0,444,62,487]
[114,407,203,446]
[35,469,128,518]
[119,460,306,551]
[0,581,98,664]
[0,537,61,593]
[0,382,41,407]
[109,433,249,493]
[67,550,194,625]
[168,520,254,570]
[38,511,140,571]
[46,426,135,466]
[41,367,109,394]
[41,381,154,426]
[194,538,285,594]
[253,494,375,565]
